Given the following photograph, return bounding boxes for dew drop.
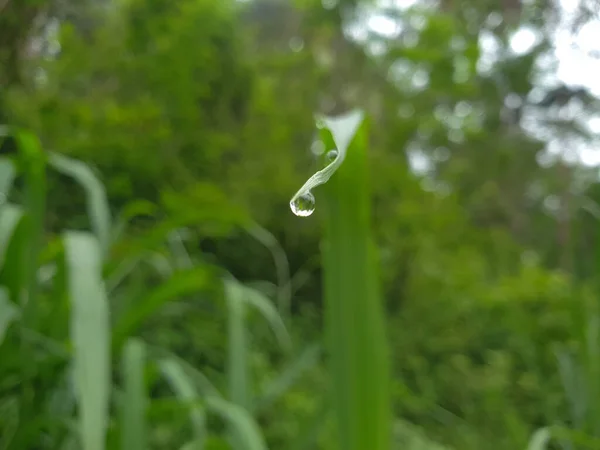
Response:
[289,36,304,53]
[290,191,315,217]
[326,149,338,161]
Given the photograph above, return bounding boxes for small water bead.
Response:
[290,191,316,217]
[326,149,338,161]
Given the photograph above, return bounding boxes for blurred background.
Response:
[2,0,600,448]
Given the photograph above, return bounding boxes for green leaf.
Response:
[120,338,147,450]
[320,111,391,450]
[49,152,112,258]
[64,231,111,450]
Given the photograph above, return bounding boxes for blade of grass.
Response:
[245,222,291,321]
[120,338,147,450]
[583,311,600,438]
[0,157,16,199]
[159,358,206,448]
[527,427,552,450]
[224,278,249,411]
[64,231,111,450]
[111,200,156,244]
[179,441,203,450]
[223,275,292,415]
[556,347,586,430]
[0,203,23,269]
[0,287,18,346]
[49,153,112,258]
[239,282,291,352]
[320,110,391,450]
[0,396,19,450]
[12,129,46,313]
[167,228,194,269]
[253,343,321,413]
[205,396,267,450]
[149,346,221,398]
[111,267,213,351]
[0,129,47,450]
[158,356,267,450]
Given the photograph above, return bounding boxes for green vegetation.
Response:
[2,0,600,449]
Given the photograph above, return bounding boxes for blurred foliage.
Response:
[2,0,600,448]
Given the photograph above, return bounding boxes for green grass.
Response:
[0,125,335,449]
[2,121,586,450]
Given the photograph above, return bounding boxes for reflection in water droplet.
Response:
[326,149,338,161]
[289,36,304,52]
[322,0,338,9]
[290,191,316,217]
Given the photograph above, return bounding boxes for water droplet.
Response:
[289,36,304,53]
[290,192,315,217]
[322,0,338,9]
[326,149,338,161]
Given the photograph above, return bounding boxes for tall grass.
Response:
[4,120,578,450]
[0,126,322,449]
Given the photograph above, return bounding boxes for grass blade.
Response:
[254,343,321,413]
[159,358,206,447]
[0,204,24,269]
[120,338,147,450]
[158,356,267,450]
[64,231,111,450]
[205,396,267,450]
[0,157,16,198]
[0,287,18,346]
[49,153,112,258]
[180,442,203,450]
[239,283,291,351]
[245,222,291,321]
[527,427,552,450]
[13,130,46,314]
[111,267,212,351]
[320,111,391,450]
[0,396,19,450]
[224,278,249,411]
